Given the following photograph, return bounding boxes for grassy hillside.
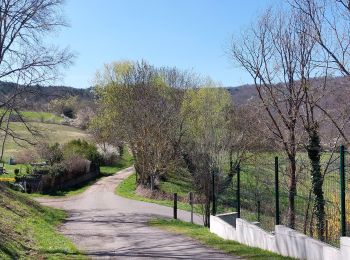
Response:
[20,111,63,124]
[0,184,85,259]
[2,122,89,161]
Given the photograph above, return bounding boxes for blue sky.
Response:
[54,0,278,88]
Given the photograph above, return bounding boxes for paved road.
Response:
[37,167,238,259]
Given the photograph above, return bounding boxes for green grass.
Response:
[159,169,193,197]
[116,173,202,213]
[0,184,85,259]
[2,122,89,161]
[20,111,63,124]
[149,218,294,260]
[100,149,134,176]
[0,163,31,178]
[0,110,64,124]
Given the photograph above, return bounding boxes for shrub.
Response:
[63,155,89,176]
[48,163,67,177]
[63,139,102,164]
[74,107,95,129]
[49,96,79,118]
[36,142,63,166]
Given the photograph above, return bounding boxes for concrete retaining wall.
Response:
[210,213,346,260]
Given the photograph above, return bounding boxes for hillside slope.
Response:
[2,122,90,161]
[0,184,85,259]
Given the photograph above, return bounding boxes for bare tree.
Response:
[230,8,313,228]
[0,0,73,160]
[289,0,350,76]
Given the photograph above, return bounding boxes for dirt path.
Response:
[37,167,238,259]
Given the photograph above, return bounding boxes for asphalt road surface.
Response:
[37,167,239,259]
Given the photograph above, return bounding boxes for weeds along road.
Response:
[36,167,237,259]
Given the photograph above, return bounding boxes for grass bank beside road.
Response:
[116,173,202,213]
[0,184,85,259]
[100,149,134,176]
[149,218,294,260]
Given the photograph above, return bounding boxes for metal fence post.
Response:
[257,200,261,223]
[212,172,216,216]
[275,156,280,225]
[237,164,241,218]
[340,145,346,237]
[189,192,194,223]
[325,220,329,242]
[173,193,177,220]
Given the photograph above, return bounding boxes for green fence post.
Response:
[257,200,261,223]
[212,172,216,216]
[237,164,241,218]
[173,193,178,220]
[275,156,280,225]
[340,145,346,237]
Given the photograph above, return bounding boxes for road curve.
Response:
[37,167,239,259]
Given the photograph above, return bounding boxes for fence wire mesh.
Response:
[215,147,350,247]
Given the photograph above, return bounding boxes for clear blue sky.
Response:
[54,0,278,89]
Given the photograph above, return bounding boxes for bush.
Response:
[63,155,89,175]
[36,142,63,166]
[63,139,102,164]
[74,107,95,129]
[48,163,67,177]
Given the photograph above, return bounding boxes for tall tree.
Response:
[230,8,311,228]
[94,61,194,188]
[181,86,233,226]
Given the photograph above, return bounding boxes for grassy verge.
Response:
[116,173,202,213]
[100,149,134,176]
[158,169,193,197]
[0,184,85,259]
[149,218,294,260]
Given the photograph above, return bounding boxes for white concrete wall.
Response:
[210,213,343,260]
[210,215,238,241]
[236,218,277,252]
[341,237,350,260]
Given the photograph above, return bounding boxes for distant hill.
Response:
[0,82,94,111]
[1,76,349,112]
[226,84,256,105]
[227,76,350,107]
